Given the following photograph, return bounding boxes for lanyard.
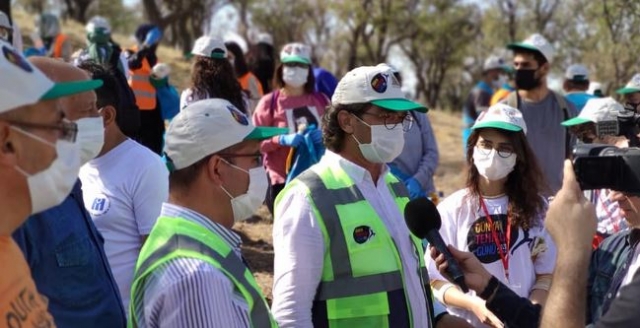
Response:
[479,197,512,281]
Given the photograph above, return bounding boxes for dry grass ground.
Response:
[13,8,466,301]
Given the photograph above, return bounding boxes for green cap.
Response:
[245,126,289,140]
[371,99,428,113]
[41,79,104,100]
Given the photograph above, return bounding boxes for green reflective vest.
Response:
[128,215,278,328]
[276,160,434,328]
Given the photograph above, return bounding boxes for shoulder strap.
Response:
[269,89,279,121]
[506,91,520,109]
[551,91,572,159]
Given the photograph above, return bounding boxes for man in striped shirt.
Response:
[128,98,287,327]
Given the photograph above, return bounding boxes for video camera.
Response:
[573,144,640,194]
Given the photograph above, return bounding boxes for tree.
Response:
[62,0,92,23]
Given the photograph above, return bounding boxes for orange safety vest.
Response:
[52,34,68,59]
[128,47,157,110]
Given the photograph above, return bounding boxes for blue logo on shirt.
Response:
[89,195,110,216]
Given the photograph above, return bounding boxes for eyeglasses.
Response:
[476,141,514,158]
[217,152,263,166]
[283,62,309,69]
[360,111,414,132]
[7,119,78,142]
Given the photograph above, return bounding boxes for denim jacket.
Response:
[13,181,126,328]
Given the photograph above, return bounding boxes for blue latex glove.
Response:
[279,133,303,147]
[405,177,424,200]
[143,27,162,47]
[309,128,323,144]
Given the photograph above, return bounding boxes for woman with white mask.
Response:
[252,42,329,214]
[426,104,557,328]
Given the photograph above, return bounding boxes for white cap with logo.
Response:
[561,97,623,127]
[507,33,555,64]
[0,40,103,114]
[332,63,427,112]
[191,36,227,59]
[280,43,312,65]
[164,98,288,171]
[616,74,640,95]
[472,103,528,134]
[483,55,507,71]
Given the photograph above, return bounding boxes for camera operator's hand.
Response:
[430,245,493,293]
[545,160,597,253]
[601,135,629,148]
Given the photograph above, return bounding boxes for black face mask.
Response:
[514,68,542,90]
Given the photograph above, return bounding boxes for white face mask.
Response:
[352,115,405,163]
[493,74,508,89]
[76,116,105,165]
[220,161,269,222]
[472,147,516,181]
[282,66,308,88]
[12,128,81,215]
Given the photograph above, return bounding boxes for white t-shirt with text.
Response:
[79,139,169,311]
[426,188,556,327]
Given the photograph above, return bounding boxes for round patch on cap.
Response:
[227,105,249,126]
[2,46,32,72]
[353,225,375,244]
[370,73,388,93]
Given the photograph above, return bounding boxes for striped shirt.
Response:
[131,203,252,328]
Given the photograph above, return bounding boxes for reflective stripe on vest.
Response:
[128,56,157,110]
[288,165,434,327]
[128,217,276,328]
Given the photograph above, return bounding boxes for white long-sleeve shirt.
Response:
[272,150,444,328]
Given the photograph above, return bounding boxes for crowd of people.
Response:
[1,8,640,328]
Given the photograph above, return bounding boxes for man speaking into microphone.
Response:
[271,64,470,328]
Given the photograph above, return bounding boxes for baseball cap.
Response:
[164,98,288,170]
[280,43,311,65]
[0,11,11,30]
[565,64,589,81]
[0,40,103,114]
[483,56,508,71]
[472,103,527,134]
[561,97,623,127]
[616,74,640,94]
[588,82,603,96]
[191,36,227,59]
[507,33,555,63]
[332,63,427,112]
[151,63,171,79]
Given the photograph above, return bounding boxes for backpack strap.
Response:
[551,91,572,159]
[269,89,280,122]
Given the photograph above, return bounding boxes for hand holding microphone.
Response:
[404,197,469,293]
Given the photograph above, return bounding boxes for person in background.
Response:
[616,73,640,111]
[504,33,578,195]
[180,36,248,114]
[589,82,605,98]
[226,41,263,115]
[561,97,628,246]
[247,32,276,94]
[33,13,71,62]
[74,61,168,314]
[463,55,507,151]
[388,68,439,200]
[272,63,470,328]
[129,98,285,327]
[490,67,515,105]
[0,40,102,328]
[428,104,556,327]
[127,24,163,155]
[563,64,595,112]
[252,42,328,214]
[312,54,338,98]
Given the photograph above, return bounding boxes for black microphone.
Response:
[404,197,469,293]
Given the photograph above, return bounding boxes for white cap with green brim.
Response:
[331,63,428,112]
[191,36,227,59]
[164,98,288,171]
[0,40,103,114]
[565,64,589,81]
[616,74,640,94]
[507,33,555,64]
[561,97,623,127]
[472,103,527,134]
[280,42,312,65]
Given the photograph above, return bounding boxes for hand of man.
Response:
[470,299,504,328]
[279,133,303,148]
[545,160,596,253]
[405,177,423,199]
[429,245,493,293]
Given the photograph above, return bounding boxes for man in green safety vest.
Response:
[271,64,472,328]
[128,98,287,327]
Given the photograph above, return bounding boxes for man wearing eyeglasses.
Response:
[271,64,470,328]
[128,98,286,327]
[13,58,138,328]
[0,40,102,328]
